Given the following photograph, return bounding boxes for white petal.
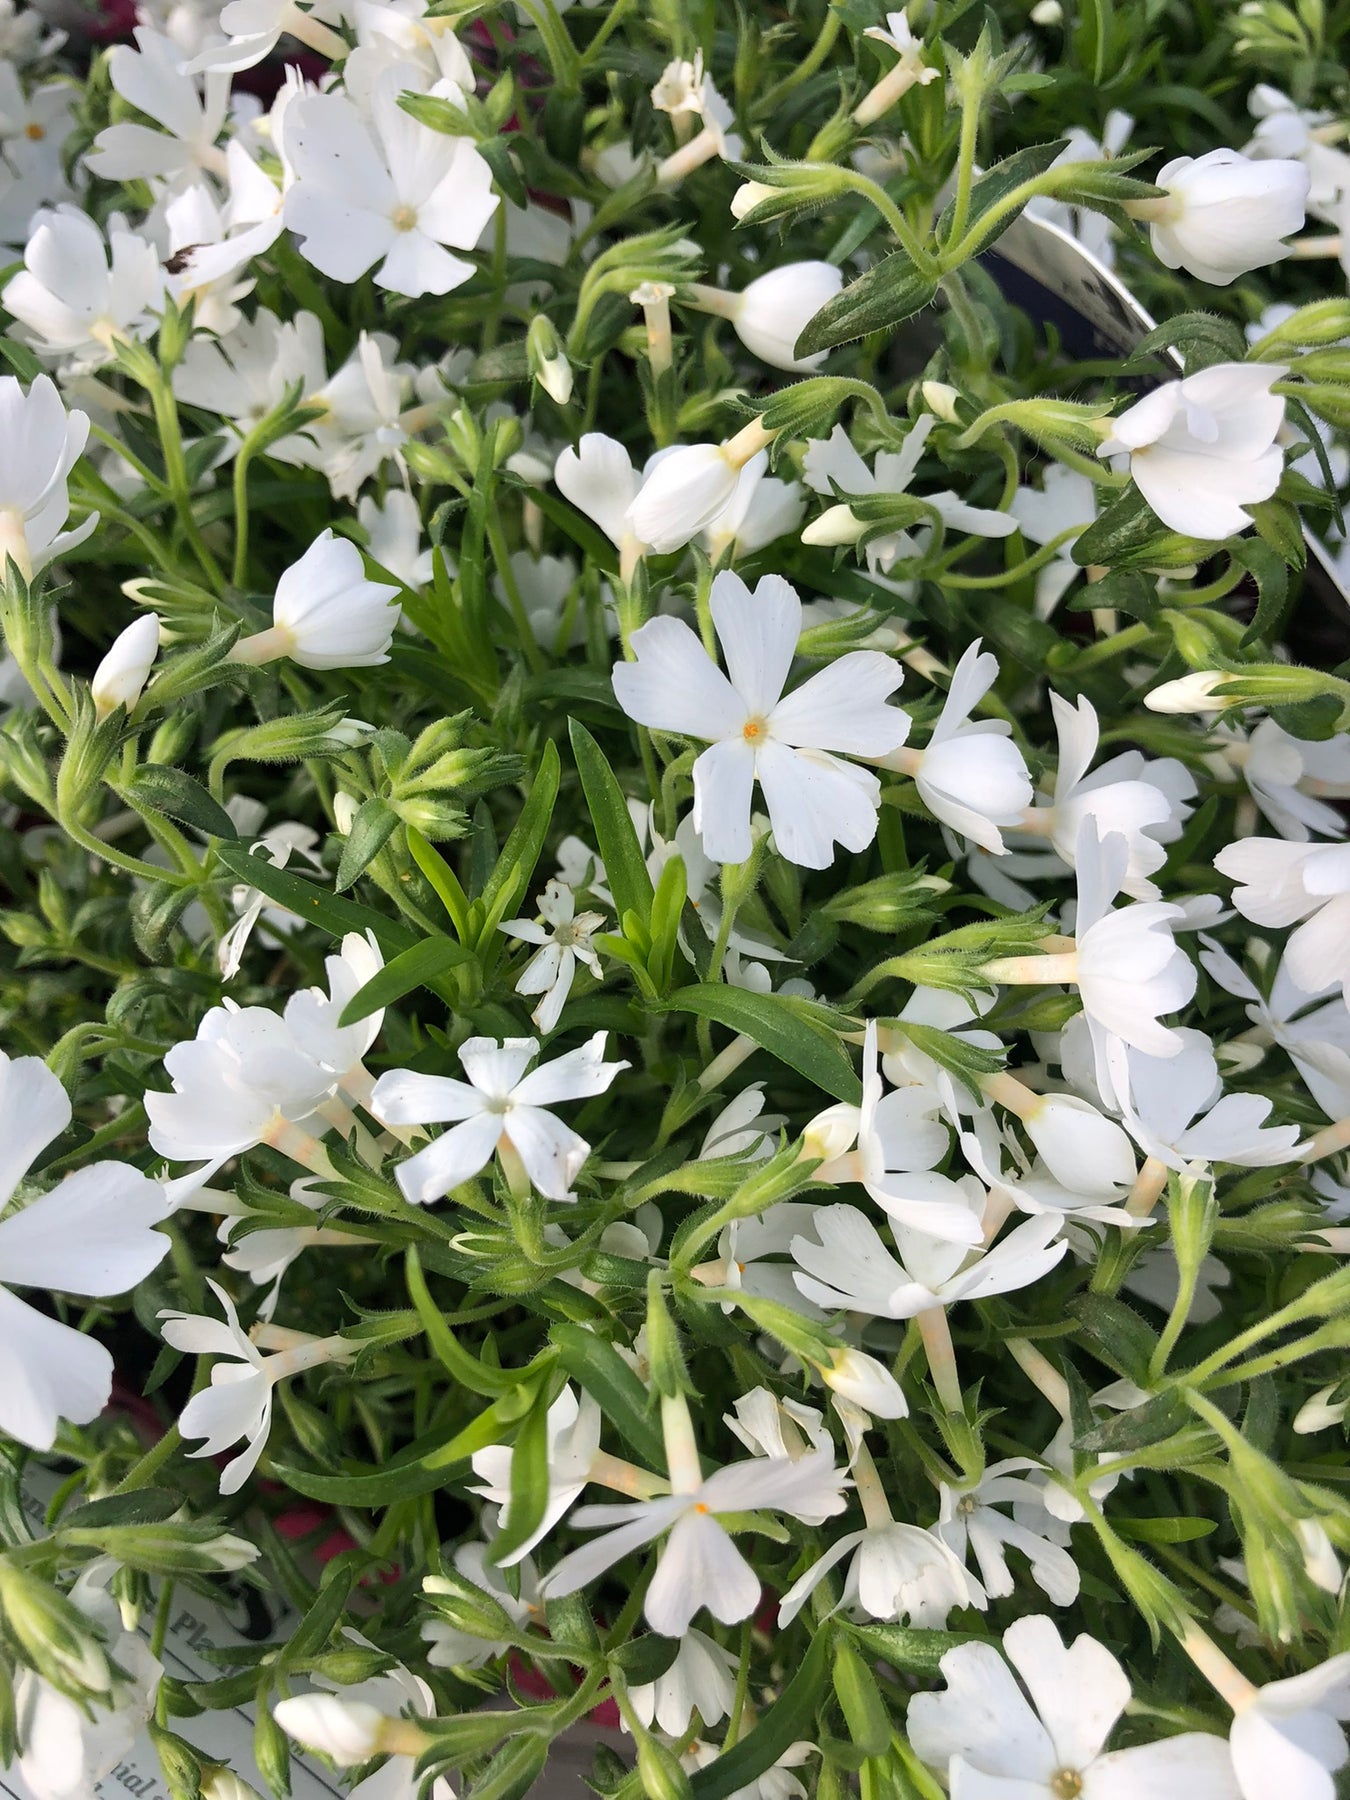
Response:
[646,1509,761,1635]
[0,1164,168,1295]
[709,570,800,716]
[394,1113,504,1202]
[0,1285,113,1450]
[0,1053,71,1210]
[612,615,747,741]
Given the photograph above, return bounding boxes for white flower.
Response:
[0,1051,170,1450]
[283,929,386,1085]
[1198,937,1350,1123]
[699,1084,785,1161]
[1119,1028,1301,1169]
[174,308,328,448]
[371,1031,628,1203]
[1146,148,1309,285]
[1214,837,1350,1004]
[284,63,498,298]
[1017,691,1195,898]
[1226,1657,1350,1800]
[217,819,325,979]
[631,1629,739,1736]
[0,374,97,580]
[611,570,909,868]
[160,1279,351,1493]
[500,879,606,1033]
[626,441,752,555]
[360,489,433,591]
[652,54,706,117]
[936,1458,1081,1603]
[718,262,844,372]
[91,613,160,719]
[273,1695,386,1766]
[183,0,347,75]
[810,1020,983,1244]
[1098,363,1287,541]
[86,27,230,187]
[542,1450,847,1637]
[233,529,402,670]
[1070,818,1198,1102]
[908,1616,1236,1798]
[803,420,1017,575]
[701,450,806,563]
[146,1002,336,1170]
[791,1200,1067,1319]
[1218,716,1350,842]
[959,1109,1139,1232]
[3,206,165,373]
[470,1385,601,1563]
[877,640,1033,853]
[1009,463,1099,616]
[275,1645,454,1800]
[16,1561,163,1800]
[554,433,648,570]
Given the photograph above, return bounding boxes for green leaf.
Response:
[421,1382,545,1471]
[477,739,561,943]
[1074,1389,1191,1454]
[527,489,620,575]
[270,1430,465,1505]
[689,1628,829,1800]
[487,1381,552,1566]
[569,718,655,930]
[937,139,1067,252]
[831,1639,891,1757]
[846,1622,984,1676]
[794,254,939,357]
[1071,485,1212,571]
[609,1634,682,1687]
[1233,536,1291,646]
[404,1249,520,1397]
[656,986,862,1104]
[551,1323,664,1468]
[337,936,471,1026]
[1067,567,1158,623]
[407,825,472,940]
[125,765,237,840]
[1113,1515,1217,1544]
[337,797,400,892]
[0,335,44,382]
[215,841,421,956]
[1067,1294,1157,1385]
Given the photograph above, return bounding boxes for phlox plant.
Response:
[5,0,1350,1798]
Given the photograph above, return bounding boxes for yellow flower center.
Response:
[742,716,767,742]
[1051,1772,1083,1800]
[24,122,44,140]
[391,203,419,232]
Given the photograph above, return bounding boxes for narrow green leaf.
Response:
[1113,1515,1217,1544]
[551,1323,664,1468]
[477,739,561,942]
[689,1628,829,1800]
[656,986,862,1104]
[937,139,1067,251]
[215,841,420,956]
[404,1248,518,1398]
[846,1622,983,1676]
[337,797,400,892]
[337,937,471,1027]
[569,718,655,929]
[407,825,472,939]
[487,1381,552,1565]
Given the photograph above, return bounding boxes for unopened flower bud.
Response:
[1294,1384,1350,1434]
[731,179,777,220]
[272,1695,397,1766]
[92,613,160,718]
[801,503,866,548]
[1145,670,1239,714]
[527,314,573,405]
[202,1771,265,1800]
[333,791,359,834]
[0,1562,111,1698]
[818,1346,908,1419]
[800,1102,859,1166]
[1030,0,1063,21]
[922,381,963,422]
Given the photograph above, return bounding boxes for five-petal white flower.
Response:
[371,1031,628,1203]
[612,570,910,868]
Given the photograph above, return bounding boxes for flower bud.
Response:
[272,1695,388,1766]
[201,1771,266,1800]
[731,179,778,220]
[1294,1384,1350,1434]
[801,1102,860,1167]
[801,503,866,547]
[0,1561,111,1698]
[233,532,401,672]
[1255,297,1350,348]
[627,443,741,554]
[422,1571,521,1643]
[527,314,573,405]
[91,613,160,718]
[333,791,359,834]
[1144,149,1309,286]
[724,262,844,373]
[1144,670,1239,714]
[921,380,963,422]
[819,1346,909,1419]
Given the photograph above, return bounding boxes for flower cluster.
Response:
[0,1,1349,1798]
